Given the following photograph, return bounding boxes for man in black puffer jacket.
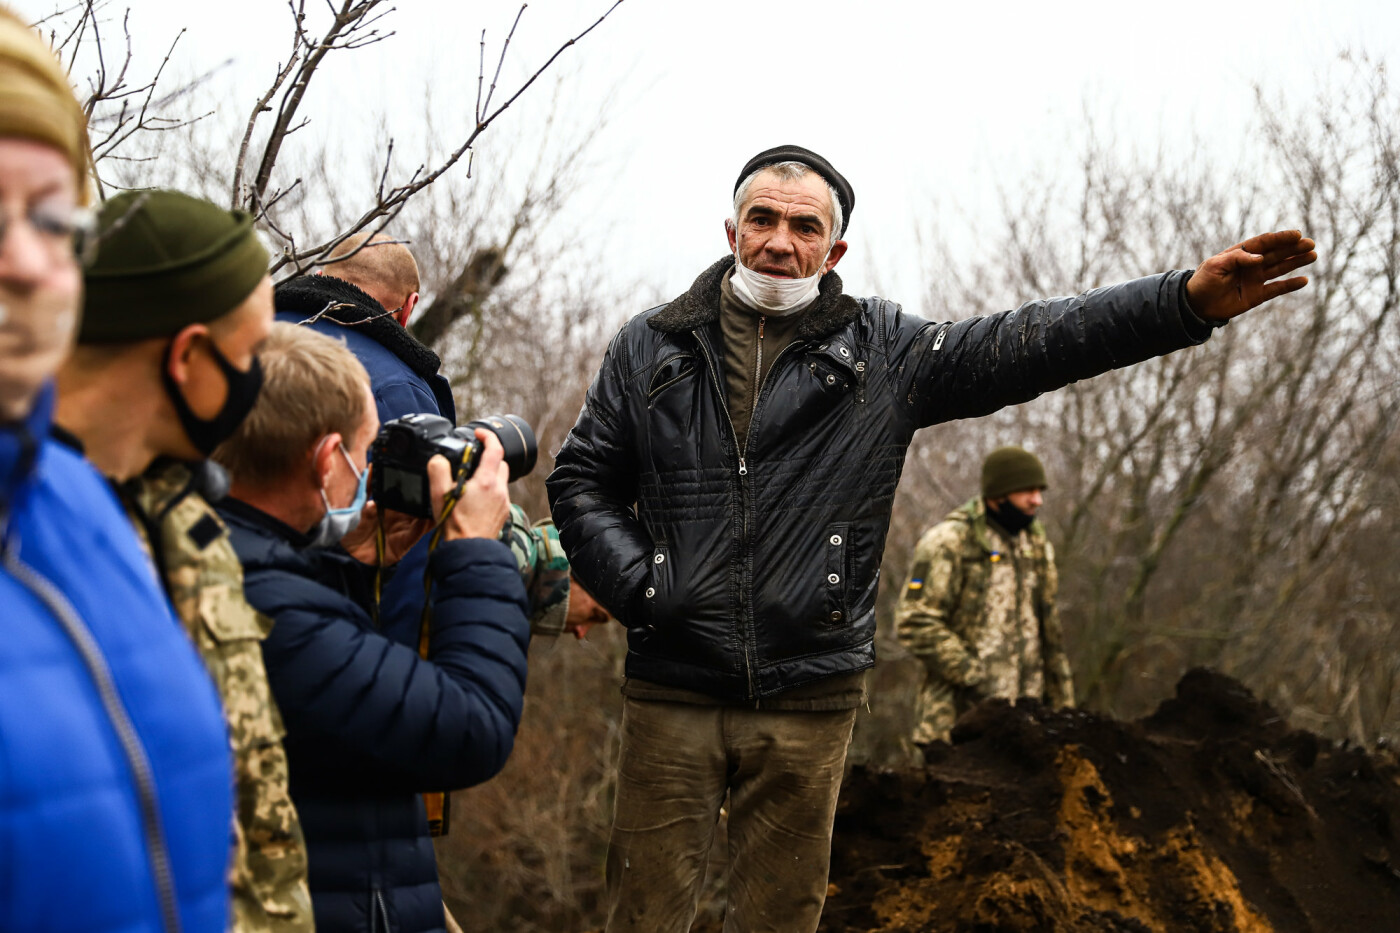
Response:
[547,144,1317,933]
[214,323,530,933]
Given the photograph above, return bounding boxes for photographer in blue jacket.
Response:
[212,322,530,933]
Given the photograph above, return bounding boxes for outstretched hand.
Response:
[1185,230,1316,321]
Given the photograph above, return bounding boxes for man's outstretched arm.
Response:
[894,230,1317,428]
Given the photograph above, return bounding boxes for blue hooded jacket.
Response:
[0,385,233,933]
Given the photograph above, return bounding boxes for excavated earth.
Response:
[818,670,1400,932]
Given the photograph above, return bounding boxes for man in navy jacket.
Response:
[214,322,530,933]
[0,10,233,933]
[275,234,606,643]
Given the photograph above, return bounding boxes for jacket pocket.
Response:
[808,358,855,399]
[647,354,698,403]
[824,523,850,624]
[636,546,671,635]
[195,585,286,748]
[198,581,272,642]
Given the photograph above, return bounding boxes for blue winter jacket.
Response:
[274,274,454,650]
[0,385,233,933]
[219,498,529,933]
[274,274,455,426]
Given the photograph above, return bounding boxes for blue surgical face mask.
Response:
[309,441,368,548]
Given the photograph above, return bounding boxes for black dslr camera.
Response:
[370,413,537,519]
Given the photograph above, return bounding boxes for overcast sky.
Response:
[22,0,1400,305]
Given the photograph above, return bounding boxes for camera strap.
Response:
[370,510,387,628]
[416,462,470,839]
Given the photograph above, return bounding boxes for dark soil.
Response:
[819,669,1400,932]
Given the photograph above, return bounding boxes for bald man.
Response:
[277,233,451,422]
[325,233,422,324]
[275,234,601,651]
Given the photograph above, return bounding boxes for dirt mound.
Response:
[821,669,1400,932]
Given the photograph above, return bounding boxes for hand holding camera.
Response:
[370,413,536,519]
[430,430,511,542]
[340,500,430,566]
[342,413,537,563]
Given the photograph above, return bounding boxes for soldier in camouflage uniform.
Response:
[895,446,1075,747]
[55,190,313,932]
[123,461,313,932]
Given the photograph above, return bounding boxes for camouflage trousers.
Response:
[605,698,857,933]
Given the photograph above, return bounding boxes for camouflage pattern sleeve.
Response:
[1038,540,1075,708]
[503,503,570,636]
[895,521,986,688]
[124,464,313,932]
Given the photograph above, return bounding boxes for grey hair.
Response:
[731,160,844,247]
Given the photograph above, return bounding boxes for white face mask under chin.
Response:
[730,230,832,315]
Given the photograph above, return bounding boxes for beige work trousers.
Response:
[604,697,857,933]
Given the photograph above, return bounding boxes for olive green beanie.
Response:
[80,189,269,344]
[981,446,1048,500]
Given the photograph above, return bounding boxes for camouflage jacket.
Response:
[123,460,313,933]
[504,503,571,636]
[894,497,1074,742]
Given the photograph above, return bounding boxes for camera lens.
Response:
[463,414,537,482]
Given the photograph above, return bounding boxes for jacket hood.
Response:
[647,255,864,340]
[275,274,444,386]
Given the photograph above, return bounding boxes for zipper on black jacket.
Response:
[694,327,807,701]
[744,318,804,467]
[693,329,758,696]
[745,339,802,450]
[751,315,765,444]
[3,540,184,933]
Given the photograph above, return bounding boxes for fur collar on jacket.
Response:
[275,274,443,384]
[647,255,863,340]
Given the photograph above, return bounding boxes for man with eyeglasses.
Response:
[54,188,312,933]
[0,13,235,933]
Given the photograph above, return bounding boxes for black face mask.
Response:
[986,498,1035,535]
[161,336,264,457]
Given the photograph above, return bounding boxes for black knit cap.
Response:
[734,145,854,237]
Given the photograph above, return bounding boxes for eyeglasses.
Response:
[0,200,97,267]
